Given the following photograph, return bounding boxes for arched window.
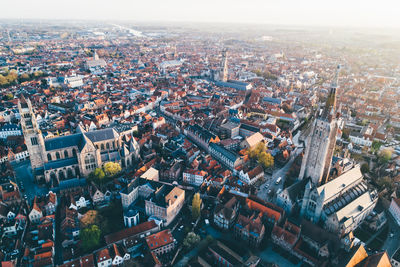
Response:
[106,143,110,150]
[67,168,74,178]
[56,152,60,160]
[58,170,65,180]
[84,154,96,170]
[47,153,52,161]
[101,144,105,150]
[64,150,69,158]
[72,149,77,157]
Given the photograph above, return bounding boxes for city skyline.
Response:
[3,0,400,28]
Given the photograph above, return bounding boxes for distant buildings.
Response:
[85,51,106,73]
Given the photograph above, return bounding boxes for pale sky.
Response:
[3,0,400,28]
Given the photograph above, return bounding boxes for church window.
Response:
[31,137,38,146]
[64,150,69,158]
[311,194,317,202]
[47,153,52,161]
[101,144,105,150]
[72,149,77,157]
[106,143,110,150]
[85,154,96,170]
[56,152,60,160]
[308,202,316,212]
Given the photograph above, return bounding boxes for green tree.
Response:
[258,151,274,169]
[249,142,266,159]
[371,141,382,153]
[89,168,105,182]
[18,73,30,82]
[183,232,201,249]
[0,75,7,86]
[192,193,202,220]
[3,93,13,100]
[361,163,369,174]
[79,225,101,252]
[379,149,392,164]
[103,162,121,176]
[41,78,48,87]
[377,176,393,192]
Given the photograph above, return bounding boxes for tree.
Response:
[192,193,202,220]
[41,78,48,88]
[3,93,13,100]
[103,162,121,176]
[249,142,266,159]
[89,168,105,183]
[18,73,30,82]
[79,225,101,252]
[80,210,101,228]
[258,151,274,169]
[378,149,392,164]
[371,141,382,153]
[361,163,369,174]
[377,176,393,192]
[183,232,201,249]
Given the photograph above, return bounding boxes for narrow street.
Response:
[11,161,49,204]
[257,146,303,202]
[382,212,400,257]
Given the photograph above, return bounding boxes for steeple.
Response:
[299,65,341,186]
[321,65,340,121]
[220,48,228,82]
[94,49,99,60]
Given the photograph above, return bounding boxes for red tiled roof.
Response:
[105,220,157,244]
[146,229,174,251]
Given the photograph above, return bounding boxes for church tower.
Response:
[93,49,99,60]
[220,48,228,82]
[299,65,340,185]
[18,96,46,175]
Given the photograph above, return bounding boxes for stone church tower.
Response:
[220,48,228,82]
[18,96,46,176]
[299,65,340,185]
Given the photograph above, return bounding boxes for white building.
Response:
[349,132,373,147]
[389,198,400,226]
[182,169,207,186]
[238,165,264,185]
[0,124,22,139]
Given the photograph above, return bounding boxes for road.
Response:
[257,146,303,202]
[11,161,49,204]
[382,212,400,257]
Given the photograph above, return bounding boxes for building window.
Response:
[85,154,96,170]
[31,137,38,145]
[64,150,69,158]
[56,152,60,160]
[47,153,52,161]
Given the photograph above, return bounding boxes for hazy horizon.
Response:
[3,0,400,29]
